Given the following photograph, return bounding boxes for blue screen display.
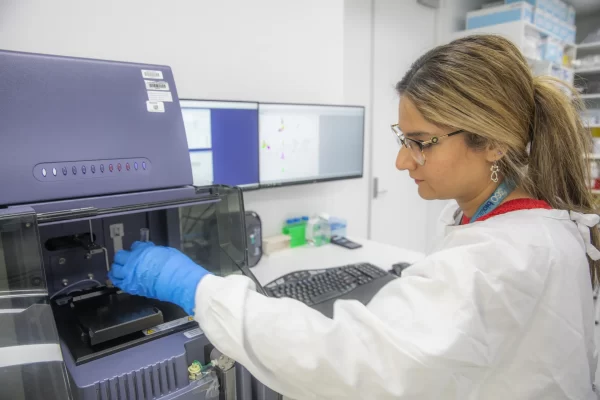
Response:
[181,100,259,189]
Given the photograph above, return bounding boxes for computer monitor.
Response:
[180,100,259,189]
[258,103,364,187]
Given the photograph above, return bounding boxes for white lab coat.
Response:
[194,204,599,400]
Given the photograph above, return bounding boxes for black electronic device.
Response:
[264,263,396,318]
[330,235,362,249]
[390,262,412,277]
[245,211,263,267]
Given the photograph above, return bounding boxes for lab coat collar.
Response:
[440,203,600,261]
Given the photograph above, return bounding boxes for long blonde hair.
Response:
[396,35,599,286]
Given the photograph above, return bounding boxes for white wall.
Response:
[0,0,371,238]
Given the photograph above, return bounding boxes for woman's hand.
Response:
[108,241,210,315]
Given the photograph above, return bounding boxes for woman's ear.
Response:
[484,144,507,163]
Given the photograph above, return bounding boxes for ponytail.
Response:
[527,76,600,286]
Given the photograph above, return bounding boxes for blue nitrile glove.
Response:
[108,241,210,315]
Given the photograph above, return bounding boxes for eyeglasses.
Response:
[391,124,464,166]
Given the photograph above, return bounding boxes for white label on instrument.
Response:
[141,69,163,79]
[146,101,165,113]
[183,327,204,339]
[145,80,170,91]
[143,316,195,336]
[148,91,173,102]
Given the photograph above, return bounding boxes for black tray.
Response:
[74,292,164,346]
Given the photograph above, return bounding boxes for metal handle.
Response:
[373,177,388,199]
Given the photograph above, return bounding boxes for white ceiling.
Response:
[568,0,600,14]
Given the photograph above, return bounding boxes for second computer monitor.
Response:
[180,100,259,189]
[259,103,364,187]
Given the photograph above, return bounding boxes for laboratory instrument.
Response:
[0,49,279,400]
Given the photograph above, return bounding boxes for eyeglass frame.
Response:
[391,124,464,165]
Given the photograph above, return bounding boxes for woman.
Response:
[110,35,600,399]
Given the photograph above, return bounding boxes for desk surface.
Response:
[250,238,426,285]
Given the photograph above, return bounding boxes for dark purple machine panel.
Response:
[0,49,192,206]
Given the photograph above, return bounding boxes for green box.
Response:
[282,223,306,248]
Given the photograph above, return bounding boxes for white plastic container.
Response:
[305,215,331,247]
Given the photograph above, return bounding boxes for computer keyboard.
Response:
[264,263,390,306]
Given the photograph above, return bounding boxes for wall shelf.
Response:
[575,67,600,75]
[578,42,600,51]
[528,58,573,73]
[454,20,576,51]
[581,94,600,100]
[453,21,576,85]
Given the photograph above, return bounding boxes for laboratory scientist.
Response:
[109,35,600,399]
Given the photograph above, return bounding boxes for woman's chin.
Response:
[417,184,439,200]
[418,182,437,200]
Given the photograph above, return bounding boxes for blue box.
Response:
[555,0,569,21]
[540,38,563,63]
[534,8,554,32]
[467,2,533,30]
[506,0,552,14]
[567,5,576,25]
[534,8,576,44]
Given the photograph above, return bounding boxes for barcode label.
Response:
[145,80,170,91]
[141,69,163,79]
[184,327,204,339]
[148,91,173,102]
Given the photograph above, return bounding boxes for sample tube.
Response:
[140,228,150,242]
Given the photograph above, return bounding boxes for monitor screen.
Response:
[180,100,259,189]
[258,103,364,187]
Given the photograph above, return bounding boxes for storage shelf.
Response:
[577,42,600,51]
[592,190,600,195]
[523,22,575,48]
[581,94,600,100]
[588,154,600,160]
[575,67,600,75]
[527,58,573,73]
[455,21,575,51]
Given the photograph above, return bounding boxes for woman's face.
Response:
[395,96,495,202]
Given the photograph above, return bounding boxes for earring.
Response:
[490,162,500,183]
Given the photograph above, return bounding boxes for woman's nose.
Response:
[396,146,417,171]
